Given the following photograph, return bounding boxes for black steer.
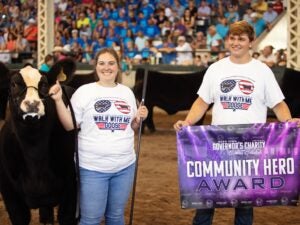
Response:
[0,64,77,225]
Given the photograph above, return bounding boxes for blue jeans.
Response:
[79,163,135,225]
[193,207,253,225]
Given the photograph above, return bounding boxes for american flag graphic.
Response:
[97,122,106,129]
[238,80,254,95]
[114,101,131,114]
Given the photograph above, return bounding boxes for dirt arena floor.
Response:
[1,109,300,225]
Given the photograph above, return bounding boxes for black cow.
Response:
[134,68,207,132]
[0,61,77,225]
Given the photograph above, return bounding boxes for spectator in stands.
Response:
[140,39,155,60]
[263,4,278,31]
[186,0,197,16]
[88,10,98,32]
[8,1,20,19]
[171,0,185,18]
[275,48,287,67]
[272,0,284,15]
[23,18,38,51]
[243,7,254,23]
[128,18,140,36]
[5,32,17,59]
[215,16,229,39]
[81,33,93,63]
[124,40,138,62]
[251,0,268,17]
[116,7,128,26]
[236,0,251,21]
[105,28,120,48]
[258,45,277,67]
[92,36,106,55]
[116,20,130,40]
[140,0,155,19]
[93,19,107,39]
[249,12,266,37]
[195,0,211,34]
[206,25,223,53]
[122,29,135,51]
[39,54,54,73]
[135,30,148,53]
[137,11,149,30]
[57,0,68,12]
[193,54,204,66]
[70,41,83,62]
[181,8,195,36]
[173,17,188,36]
[53,46,66,62]
[15,32,30,63]
[69,29,84,48]
[154,7,168,30]
[191,31,207,50]
[153,36,176,64]
[76,11,90,29]
[161,20,172,37]
[144,17,161,39]
[224,4,239,24]
[175,35,193,65]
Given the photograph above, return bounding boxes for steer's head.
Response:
[9,65,50,122]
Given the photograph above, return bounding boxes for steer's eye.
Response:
[38,81,49,97]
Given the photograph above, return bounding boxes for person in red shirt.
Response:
[272,0,284,15]
[24,18,38,51]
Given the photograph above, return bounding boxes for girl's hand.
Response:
[49,80,62,102]
[135,105,148,123]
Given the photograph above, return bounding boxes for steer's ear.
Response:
[47,58,76,86]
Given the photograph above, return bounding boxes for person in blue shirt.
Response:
[249,12,266,37]
[154,37,176,64]
[39,54,54,73]
[216,16,229,39]
[140,0,155,19]
[144,17,161,39]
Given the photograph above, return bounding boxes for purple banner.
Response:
[176,122,300,208]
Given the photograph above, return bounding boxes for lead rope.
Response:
[61,85,81,224]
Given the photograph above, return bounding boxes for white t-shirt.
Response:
[71,83,137,173]
[175,42,193,64]
[197,57,284,125]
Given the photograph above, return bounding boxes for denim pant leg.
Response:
[79,167,109,225]
[234,207,253,225]
[192,208,215,225]
[105,163,135,225]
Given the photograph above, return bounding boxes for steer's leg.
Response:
[0,181,31,225]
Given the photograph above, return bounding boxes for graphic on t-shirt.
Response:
[114,100,131,114]
[221,79,254,95]
[220,78,254,111]
[93,99,131,131]
[94,100,111,113]
[238,80,254,95]
[220,79,236,93]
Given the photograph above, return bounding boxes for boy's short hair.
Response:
[228,20,255,41]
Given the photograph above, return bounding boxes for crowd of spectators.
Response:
[0,0,287,69]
